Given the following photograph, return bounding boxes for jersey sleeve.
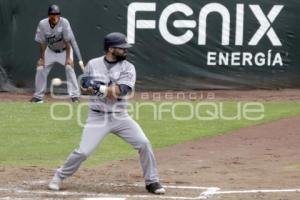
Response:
[117,63,136,89]
[34,22,45,43]
[62,19,74,41]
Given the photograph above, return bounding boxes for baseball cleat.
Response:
[146,182,166,194]
[48,174,63,191]
[71,97,80,103]
[30,97,44,103]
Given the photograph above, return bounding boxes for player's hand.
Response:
[65,58,74,66]
[37,58,45,66]
[80,86,94,95]
[106,86,118,100]
[80,86,103,97]
[79,60,84,71]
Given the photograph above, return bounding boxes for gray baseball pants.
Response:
[33,47,80,99]
[56,110,160,185]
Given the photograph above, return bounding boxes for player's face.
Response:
[112,48,128,61]
[48,14,60,26]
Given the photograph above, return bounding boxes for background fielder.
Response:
[30,4,84,103]
[48,32,166,194]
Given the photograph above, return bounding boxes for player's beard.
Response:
[115,54,127,61]
[113,51,127,61]
[48,15,60,27]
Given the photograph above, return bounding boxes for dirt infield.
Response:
[0,90,300,199]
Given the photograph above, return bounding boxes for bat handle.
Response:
[79,60,85,72]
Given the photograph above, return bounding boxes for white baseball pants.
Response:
[33,47,80,99]
[56,111,160,185]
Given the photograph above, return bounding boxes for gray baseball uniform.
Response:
[33,17,82,99]
[55,56,160,185]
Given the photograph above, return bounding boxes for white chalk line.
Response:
[215,188,300,194]
[2,180,300,199]
[22,180,213,199]
[96,182,213,190]
[198,188,300,199]
[0,198,41,200]
[25,180,213,190]
[82,198,126,200]
[199,187,220,198]
[0,187,206,200]
[32,180,300,195]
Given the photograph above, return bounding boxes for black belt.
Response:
[91,109,110,114]
[51,48,66,53]
[91,109,120,114]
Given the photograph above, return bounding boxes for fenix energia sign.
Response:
[127,2,284,67]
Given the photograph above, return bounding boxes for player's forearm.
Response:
[107,84,131,99]
[81,77,130,99]
[106,85,121,99]
[70,38,83,61]
[39,43,47,59]
[80,85,119,98]
[64,41,71,60]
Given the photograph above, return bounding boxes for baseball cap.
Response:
[104,32,132,50]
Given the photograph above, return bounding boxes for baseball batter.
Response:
[30,4,84,103]
[48,32,165,194]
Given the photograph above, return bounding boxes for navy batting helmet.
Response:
[104,32,132,51]
[48,4,61,15]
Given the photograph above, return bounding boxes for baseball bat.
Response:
[78,60,85,73]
